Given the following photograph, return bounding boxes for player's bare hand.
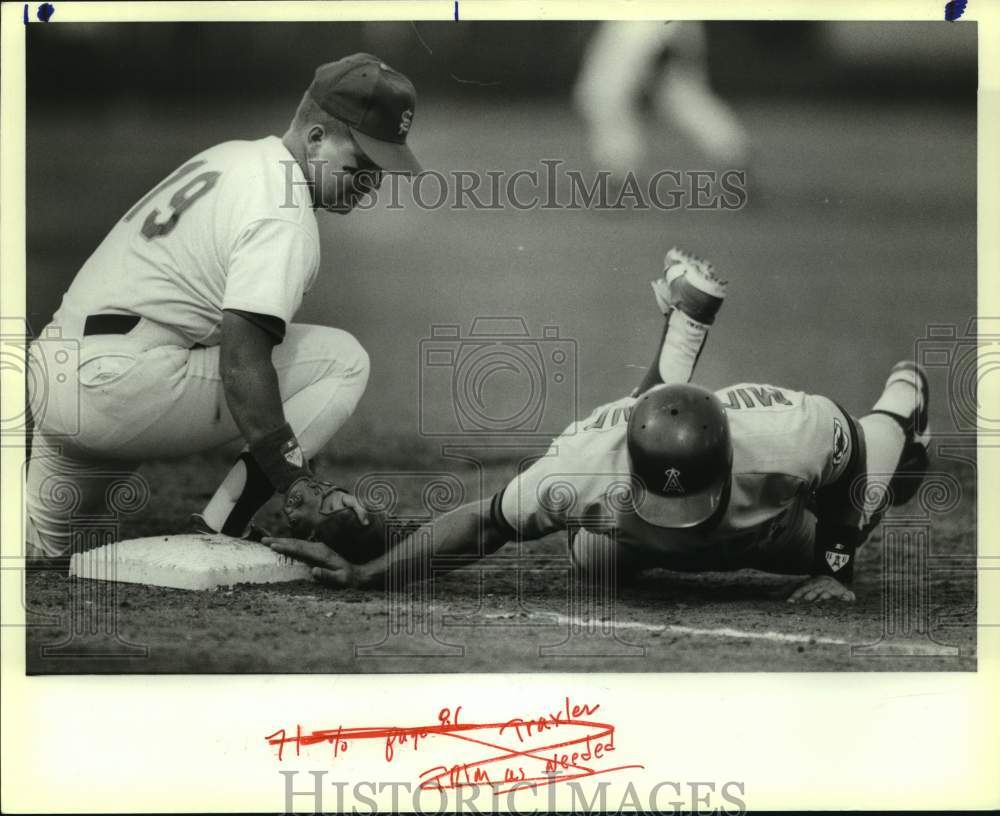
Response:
[265,536,359,588]
[265,536,336,566]
[786,575,856,604]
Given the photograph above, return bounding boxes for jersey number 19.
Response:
[123,159,220,240]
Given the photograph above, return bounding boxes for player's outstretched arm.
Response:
[267,498,513,589]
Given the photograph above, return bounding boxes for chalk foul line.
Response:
[471,611,852,646]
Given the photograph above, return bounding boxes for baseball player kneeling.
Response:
[269,249,930,603]
[26,54,422,558]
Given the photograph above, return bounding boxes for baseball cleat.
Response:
[189,513,271,543]
[883,361,931,507]
[651,247,728,324]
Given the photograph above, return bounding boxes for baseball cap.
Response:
[307,53,422,175]
[626,384,733,528]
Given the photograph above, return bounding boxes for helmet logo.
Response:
[398,109,413,135]
[662,467,684,494]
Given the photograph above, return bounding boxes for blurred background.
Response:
[26,21,976,464]
[26,21,975,103]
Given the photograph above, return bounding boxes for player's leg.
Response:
[573,22,679,176]
[633,248,728,395]
[25,433,140,559]
[746,363,930,577]
[858,361,930,527]
[189,324,370,536]
[24,322,369,547]
[23,329,154,558]
[90,322,368,461]
[652,23,751,166]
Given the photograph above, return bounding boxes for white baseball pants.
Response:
[25,319,369,556]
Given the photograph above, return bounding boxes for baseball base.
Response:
[68,534,312,590]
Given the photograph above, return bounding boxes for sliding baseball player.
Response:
[271,248,930,603]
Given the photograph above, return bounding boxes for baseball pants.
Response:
[25,318,369,556]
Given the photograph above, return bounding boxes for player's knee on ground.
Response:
[24,506,66,558]
[25,460,99,558]
[25,450,77,558]
[26,433,146,558]
[569,529,644,585]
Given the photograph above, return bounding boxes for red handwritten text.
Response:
[265,697,641,795]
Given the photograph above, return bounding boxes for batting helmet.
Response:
[626,383,733,528]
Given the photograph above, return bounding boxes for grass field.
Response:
[23,96,977,672]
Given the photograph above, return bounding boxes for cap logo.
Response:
[398,109,413,135]
[662,467,684,494]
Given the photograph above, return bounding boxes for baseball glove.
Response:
[283,477,393,565]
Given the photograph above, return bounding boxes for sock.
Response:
[658,310,709,385]
[635,319,671,394]
[201,452,275,535]
[858,413,906,524]
[872,374,919,423]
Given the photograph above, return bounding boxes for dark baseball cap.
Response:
[307,53,422,175]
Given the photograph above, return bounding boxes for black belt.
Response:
[83,314,141,336]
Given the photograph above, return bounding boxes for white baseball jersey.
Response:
[52,136,320,346]
[495,383,856,560]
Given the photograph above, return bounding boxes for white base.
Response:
[68,534,313,591]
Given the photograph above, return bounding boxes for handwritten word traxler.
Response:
[499,697,601,741]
